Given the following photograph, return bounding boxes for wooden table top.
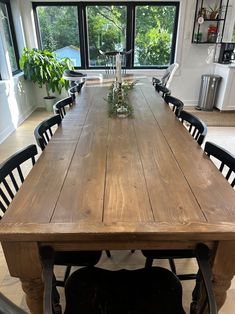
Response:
[1,79,235,247]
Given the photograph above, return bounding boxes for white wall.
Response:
[0,0,38,143]
[0,0,235,143]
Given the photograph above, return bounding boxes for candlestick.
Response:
[116,53,122,83]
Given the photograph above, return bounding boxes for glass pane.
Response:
[134,5,177,67]
[86,5,127,67]
[232,23,235,42]
[0,3,18,72]
[36,6,81,67]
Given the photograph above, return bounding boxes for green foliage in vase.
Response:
[106,81,136,118]
[19,48,74,98]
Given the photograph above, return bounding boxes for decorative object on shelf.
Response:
[197,16,204,24]
[192,0,229,44]
[207,25,218,43]
[198,7,207,18]
[106,80,136,118]
[194,32,203,42]
[208,3,220,20]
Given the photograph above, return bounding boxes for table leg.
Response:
[212,241,235,310]
[21,278,44,314]
[1,241,44,314]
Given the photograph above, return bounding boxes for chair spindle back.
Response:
[0,144,38,218]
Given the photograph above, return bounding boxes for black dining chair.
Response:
[63,70,86,87]
[165,95,184,117]
[34,115,62,151]
[54,97,73,119]
[0,144,38,219]
[155,83,171,99]
[178,110,207,146]
[40,243,217,314]
[152,63,179,89]
[68,81,85,103]
[204,141,235,187]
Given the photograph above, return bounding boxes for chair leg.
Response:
[145,257,153,268]
[105,250,111,258]
[56,266,72,287]
[52,276,62,314]
[190,272,201,314]
[169,258,177,274]
[63,266,72,284]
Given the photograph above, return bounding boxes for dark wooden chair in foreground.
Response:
[54,97,73,119]
[165,95,184,117]
[204,141,235,188]
[40,244,217,314]
[0,292,27,314]
[0,144,37,219]
[34,114,62,150]
[178,110,207,145]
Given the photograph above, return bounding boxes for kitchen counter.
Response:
[214,63,235,110]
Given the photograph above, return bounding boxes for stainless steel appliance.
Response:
[214,43,235,64]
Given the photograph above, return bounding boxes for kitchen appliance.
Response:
[214,42,235,64]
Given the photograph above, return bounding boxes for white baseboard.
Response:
[0,124,15,144]
[0,106,37,144]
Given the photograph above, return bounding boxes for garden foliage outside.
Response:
[36,4,176,67]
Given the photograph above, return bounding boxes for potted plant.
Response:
[208,3,220,20]
[19,48,74,111]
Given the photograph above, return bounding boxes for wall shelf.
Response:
[192,0,229,44]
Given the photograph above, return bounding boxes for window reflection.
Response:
[0,2,18,72]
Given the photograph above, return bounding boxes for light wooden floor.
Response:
[0,109,235,313]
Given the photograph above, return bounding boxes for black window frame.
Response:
[0,0,20,75]
[33,1,179,70]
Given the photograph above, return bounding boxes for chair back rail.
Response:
[165,95,184,117]
[179,110,207,145]
[54,97,73,119]
[152,63,179,89]
[155,83,171,99]
[205,141,235,187]
[68,82,84,103]
[0,144,37,218]
[34,115,62,151]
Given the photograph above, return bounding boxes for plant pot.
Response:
[44,96,56,112]
[210,12,219,20]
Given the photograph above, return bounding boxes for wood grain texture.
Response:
[1,79,235,238]
[1,79,235,313]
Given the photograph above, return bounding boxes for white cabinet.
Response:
[214,63,235,111]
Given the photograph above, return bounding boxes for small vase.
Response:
[116,105,129,118]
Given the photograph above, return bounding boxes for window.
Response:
[33,2,179,69]
[0,0,19,74]
[134,4,178,67]
[86,5,127,67]
[35,5,81,66]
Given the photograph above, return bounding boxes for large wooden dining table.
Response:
[1,78,235,313]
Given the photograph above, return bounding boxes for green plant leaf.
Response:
[19,47,74,97]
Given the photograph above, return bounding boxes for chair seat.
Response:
[64,266,185,314]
